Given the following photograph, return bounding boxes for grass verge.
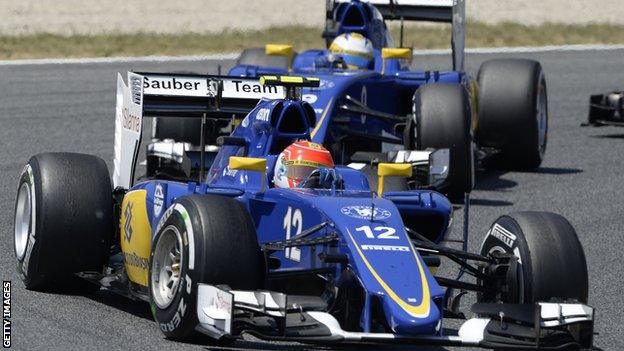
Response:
[1,22,623,60]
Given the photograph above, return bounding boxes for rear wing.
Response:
[363,0,456,22]
[113,72,285,188]
[327,0,466,71]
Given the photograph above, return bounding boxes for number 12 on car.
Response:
[355,225,399,239]
[283,206,302,261]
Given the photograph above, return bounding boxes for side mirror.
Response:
[228,156,267,192]
[377,163,412,195]
[381,47,412,75]
[265,44,294,72]
[381,47,412,60]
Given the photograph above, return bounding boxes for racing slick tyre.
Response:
[476,59,548,170]
[404,83,474,200]
[13,153,113,291]
[479,211,588,304]
[236,47,296,69]
[149,195,265,340]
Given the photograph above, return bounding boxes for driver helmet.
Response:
[329,32,374,69]
[273,141,334,188]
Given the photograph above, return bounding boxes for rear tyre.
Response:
[14,153,113,291]
[149,195,265,340]
[404,83,474,200]
[479,211,588,304]
[477,59,548,170]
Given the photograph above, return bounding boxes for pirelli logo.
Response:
[489,223,516,248]
[361,245,410,252]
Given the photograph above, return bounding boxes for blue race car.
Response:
[14,73,593,349]
[151,0,549,199]
[586,90,624,126]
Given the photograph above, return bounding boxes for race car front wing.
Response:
[585,91,624,126]
[195,284,595,350]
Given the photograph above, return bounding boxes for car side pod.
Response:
[194,284,594,349]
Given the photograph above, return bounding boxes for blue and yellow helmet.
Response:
[329,32,374,69]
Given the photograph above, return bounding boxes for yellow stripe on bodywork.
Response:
[120,189,152,286]
[346,228,431,318]
[280,76,304,84]
[310,97,334,139]
[469,79,479,132]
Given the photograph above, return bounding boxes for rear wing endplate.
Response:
[113,72,285,189]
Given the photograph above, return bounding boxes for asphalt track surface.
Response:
[1,48,623,350]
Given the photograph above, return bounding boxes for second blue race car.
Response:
[151,0,549,199]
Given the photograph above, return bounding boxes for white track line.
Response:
[0,53,238,66]
[416,44,624,55]
[0,44,623,66]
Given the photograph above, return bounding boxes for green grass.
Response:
[1,22,623,60]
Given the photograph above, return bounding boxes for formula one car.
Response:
[150,0,549,199]
[585,91,624,126]
[14,72,593,350]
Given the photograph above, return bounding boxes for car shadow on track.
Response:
[87,289,154,321]
[589,132,624,139]
[474,170,518,192]
[474,166,583,192]
[470,198,514,207]
[529,167,583,175]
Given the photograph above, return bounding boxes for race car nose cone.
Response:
[383,295,442,335]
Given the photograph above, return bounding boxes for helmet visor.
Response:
[284,160,325,181]
[340,53,371,69]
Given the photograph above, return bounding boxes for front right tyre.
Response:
[479,211,588,304]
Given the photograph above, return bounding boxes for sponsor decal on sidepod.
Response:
[341,205,392,220]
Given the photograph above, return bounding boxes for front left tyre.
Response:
[14,153,114,291]
[149,195,265,340]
